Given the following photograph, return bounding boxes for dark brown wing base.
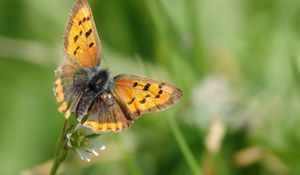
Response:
[83,92,131,132]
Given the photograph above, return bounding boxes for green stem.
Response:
[167,112,202,175]
[50,119,69,175]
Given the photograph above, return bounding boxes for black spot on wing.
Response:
[133,82,138,87]
[139,98,146,104]
[85,29,92,38]
[74,35,79,43]
[159,84,164,89]
[73,46,80,55]
[143,83,151,91]
[89,42,94,48]
[127,97,135,105]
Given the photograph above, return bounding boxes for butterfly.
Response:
[54,0,183,132]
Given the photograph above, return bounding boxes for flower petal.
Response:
[76,148,92,162]
[85,139,106,151]
[66,133,73,148]
[75,124,94,136]
[92,150,99,156]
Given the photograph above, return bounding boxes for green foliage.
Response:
[0,0,300,174]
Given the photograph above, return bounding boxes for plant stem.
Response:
[50,119,69,175]
[167,112,202,175]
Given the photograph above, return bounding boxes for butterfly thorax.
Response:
[87,69,112,93]
[76,69,113,122]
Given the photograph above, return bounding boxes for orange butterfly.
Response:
[54,0,183,132]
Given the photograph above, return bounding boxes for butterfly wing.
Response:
[54,58,86,118]
[83,93,131,132]
[112,74,183,119]
[54,0,101,117]
[82,74,183,132]
[64,0,101,68]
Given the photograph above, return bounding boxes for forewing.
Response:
[112,74,183,119]
[64,0,101,68]
[83,93,131,132]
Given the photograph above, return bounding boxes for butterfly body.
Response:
[75,69,113,122]
[54,0,183,132]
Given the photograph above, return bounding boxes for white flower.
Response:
[67,125,105,162]
[191,74,235,128]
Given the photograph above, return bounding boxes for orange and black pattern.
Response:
[64,0,101,68]
[82,74,183,132]
[54,0,183,133]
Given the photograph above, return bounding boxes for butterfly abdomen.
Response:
[76,91,97,122]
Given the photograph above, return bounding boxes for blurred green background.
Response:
[0,0,300,174]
